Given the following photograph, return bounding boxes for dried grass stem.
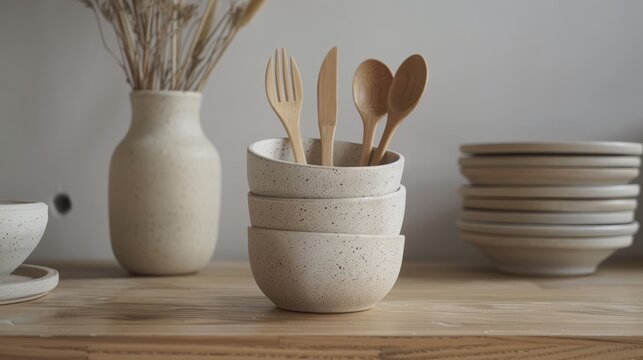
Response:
[81,0,264,91]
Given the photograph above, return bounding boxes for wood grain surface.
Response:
[1,260,642,359]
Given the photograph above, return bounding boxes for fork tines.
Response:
[265,48,306,164]
[266,48,302,104]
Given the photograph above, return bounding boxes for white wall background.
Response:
[1,0,643,263]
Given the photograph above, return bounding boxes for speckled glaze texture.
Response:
[248,227,404,313]
[0,201,48,275]
[109,91,221,275]
[247,138,404,198]
[0,264,58,304]
[248,186,406,235]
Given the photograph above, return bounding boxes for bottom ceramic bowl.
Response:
[0,201,48,275]
[461,231,632,276]
[248,227,404,313]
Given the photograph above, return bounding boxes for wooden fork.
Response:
[265,48,306,164]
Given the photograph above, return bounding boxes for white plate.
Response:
[459,185,640,199]
[460,167,639,185]
[459,156,641,168]
[0,264,58,305]
[462,198,638,212]
[460,231,633,248]
[460,231,632,276]
[460,210,635,225]
[457,220,639,237]
[460,142,643,155]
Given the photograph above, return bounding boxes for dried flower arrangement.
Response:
[81,0,264,91]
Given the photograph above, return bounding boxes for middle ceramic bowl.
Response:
[247,138,404,198]
[248,186,406,235]
[248,227,404,313]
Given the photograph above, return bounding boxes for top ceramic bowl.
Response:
[247,138,404,198]
[0,201,48,275]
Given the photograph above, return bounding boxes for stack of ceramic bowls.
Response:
[246,138,406,313]
[458,141,642,276]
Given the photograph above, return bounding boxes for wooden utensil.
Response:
[370,54,428,165]
[265,48,306,164]
[353,59,393,166]
[317,47,338,166]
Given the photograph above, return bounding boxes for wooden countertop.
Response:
[1,260,643,358]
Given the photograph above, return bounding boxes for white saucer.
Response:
[459,185,640,199]
[457,220,639,237]
[460,142,643,155]
[460,231,632,276]
[459,155,641,168]
[460,231,633,248]
[463,198,638,212]
[460,167,639,186]
[460,210,635,225]
[0,264,59,305]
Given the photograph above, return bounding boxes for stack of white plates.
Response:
[458,141,642,276]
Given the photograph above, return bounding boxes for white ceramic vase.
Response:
[109,91,221,275]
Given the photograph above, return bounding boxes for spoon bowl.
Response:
[370,54,428,165]
[353,59,393,165]
[389,55,428,114]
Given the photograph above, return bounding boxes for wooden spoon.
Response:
[353,59,393,166]
[370,54,428,165]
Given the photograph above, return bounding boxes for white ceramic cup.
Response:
[0,201,48,275]
[248,227,404,313]
[247,138,404,198]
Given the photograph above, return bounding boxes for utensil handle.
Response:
[320,125,335,167]
[360,120,378,166]
[370,119,397,166]
[287,122,307,165]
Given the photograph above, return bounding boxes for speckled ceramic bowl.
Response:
[248,186,406,235]
[248,227,404,313]
[0,201,48,275]
[247,138,404,198]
